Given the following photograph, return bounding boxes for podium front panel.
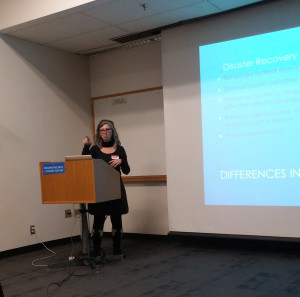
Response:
[40,159,121,204]
[65,160,96,203]
[40,160,96,204]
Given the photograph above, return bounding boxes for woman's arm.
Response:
[119,146,130,175]
[82,136,92,155]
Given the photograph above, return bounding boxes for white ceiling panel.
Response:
[134,0,207,12]
[120,1,220,32]
[209,0,264,10]
[8,13,108,44]
[0,0,265,55]
[83,0,158,25]
[46,26,125,53]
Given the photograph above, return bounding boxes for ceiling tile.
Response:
[120,1,220,32]
[83,0,158,25]
[134,0,207,12]
[2,0,266,54]
[8,13,108,44]
[46,26,128,53]
[209,0,263,11]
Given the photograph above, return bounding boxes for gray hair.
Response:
[95,119,121,148]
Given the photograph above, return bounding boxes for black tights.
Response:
[93,214,122,232]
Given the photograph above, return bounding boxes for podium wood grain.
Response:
[40,160,96,204]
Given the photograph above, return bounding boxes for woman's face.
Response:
[99,123,112,142]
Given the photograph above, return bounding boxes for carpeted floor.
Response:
[1,235,300,297]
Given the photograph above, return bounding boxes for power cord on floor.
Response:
[68,211,81,260]
[31,210,80,267]
[31,227,56,267]
[46,266,97,297]
[30,206,101,297]
[46,269,75,297]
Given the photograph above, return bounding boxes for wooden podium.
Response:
[39,158,121,255]
[40,158,121,204]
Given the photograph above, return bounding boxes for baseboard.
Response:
[0,236,81,259]
[168,231,300,251]
[0,233,166,259]
[3,231,299,259]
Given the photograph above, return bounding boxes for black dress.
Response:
[82,144,130,216]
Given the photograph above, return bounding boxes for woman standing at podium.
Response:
[82,119,130,256]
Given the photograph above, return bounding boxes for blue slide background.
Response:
[199,26,300,206]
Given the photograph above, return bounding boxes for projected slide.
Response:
[199,26,300,206]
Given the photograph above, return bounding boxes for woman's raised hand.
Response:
[83,136,92,145]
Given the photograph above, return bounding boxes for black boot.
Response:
[112,228,124,256]
[91,229,103,257]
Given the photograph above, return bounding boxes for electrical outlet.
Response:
[65,209,72,218]
[30,225,35,235]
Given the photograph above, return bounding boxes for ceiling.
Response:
[1,0,265,56]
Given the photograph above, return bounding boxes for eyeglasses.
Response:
[99,128,112,133]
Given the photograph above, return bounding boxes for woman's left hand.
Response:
[109,159,122,167]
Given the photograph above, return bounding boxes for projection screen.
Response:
[162,0,300,239]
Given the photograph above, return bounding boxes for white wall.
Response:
[90,42,163,97]
[0,35,91,252]
[0,0,94,30]
[89,42,169,235]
